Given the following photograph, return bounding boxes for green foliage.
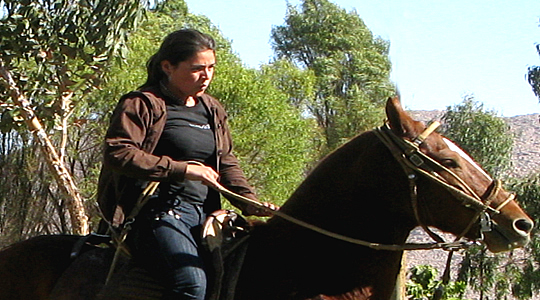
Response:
[0,0,144,130]
[211,59,319,204]
[271,0,395,153]
[457,244,515,299]
[0,0,145,236]
[528,42,540,101]
[260,59,317,114]
[440,95,513,177]
[406,265,469,300]
[503,173,540,299]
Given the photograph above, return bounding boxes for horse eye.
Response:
[441,159,458,168]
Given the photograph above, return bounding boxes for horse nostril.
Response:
[514,219,534,234]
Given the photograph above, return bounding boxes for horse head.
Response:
[384,96,533,252]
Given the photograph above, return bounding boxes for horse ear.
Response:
[385,96,422,138]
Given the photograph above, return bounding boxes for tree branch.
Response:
[0,58,88,235]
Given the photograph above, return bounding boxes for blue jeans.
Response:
[133,201,207,300]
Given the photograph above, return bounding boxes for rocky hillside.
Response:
[507,113,540,177]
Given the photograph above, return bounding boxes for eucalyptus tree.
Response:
[455,172,540,299]
[527,18,540,104]
[0,0,145,235]
[271,0,395,153]
[211,57,319,204]
[504,173,540,299]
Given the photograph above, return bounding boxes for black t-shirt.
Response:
[153,99,216,205]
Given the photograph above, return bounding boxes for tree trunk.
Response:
[0,60,89,235]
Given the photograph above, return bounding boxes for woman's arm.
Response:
[103,95,186,182]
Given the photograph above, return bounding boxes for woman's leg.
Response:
[134,203,207,300]
[152,212,207,300]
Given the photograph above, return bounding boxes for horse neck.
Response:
[246,139,412,299]
[240,133,419,299]
[274,131,416,246]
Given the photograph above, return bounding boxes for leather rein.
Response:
[108,121,514,256]
[217,122,513,251]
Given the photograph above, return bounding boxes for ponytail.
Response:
[141,54,164,89]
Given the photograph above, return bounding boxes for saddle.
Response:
[61,210,252,300]
[201,210,252,300]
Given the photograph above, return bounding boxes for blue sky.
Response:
[184,0,540,116]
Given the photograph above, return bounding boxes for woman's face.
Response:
[161,49,216,99]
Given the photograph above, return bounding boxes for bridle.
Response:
[373,121,515,299]
[373,121,514,244]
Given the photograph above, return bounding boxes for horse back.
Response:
[0,235,80,300]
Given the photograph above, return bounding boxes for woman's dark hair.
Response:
[140,29,216,88]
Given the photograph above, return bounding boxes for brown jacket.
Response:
[97,86,257,226]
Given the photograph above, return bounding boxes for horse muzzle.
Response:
[482,216,533,253]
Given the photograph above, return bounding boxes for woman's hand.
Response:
[185,163,280,217]
[185,164,220,188]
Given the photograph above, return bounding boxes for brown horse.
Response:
[0,97,534,300]
[231,97,533,299]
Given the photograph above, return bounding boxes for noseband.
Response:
[374,122,514,244]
